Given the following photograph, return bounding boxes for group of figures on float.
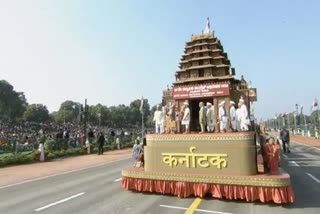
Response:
[153,97,251,134]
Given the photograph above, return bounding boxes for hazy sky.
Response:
[0,0,319,119]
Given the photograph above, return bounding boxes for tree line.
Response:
[0,80,157,128]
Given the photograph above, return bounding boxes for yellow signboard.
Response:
[162,147,228,169]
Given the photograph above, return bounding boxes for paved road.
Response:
[0,141,319,214]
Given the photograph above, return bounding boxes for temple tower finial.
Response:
[204,17,211,33]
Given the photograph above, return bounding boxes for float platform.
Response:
[121,132,294,203]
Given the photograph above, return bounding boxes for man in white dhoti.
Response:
[236,103,241,131]
[239,98,249,131]
[229,101,237,131]
[199,102,207,133]
[218,101,228,132]
[153,105,163,134]
[182,101,191,133]
[206,102,215,132]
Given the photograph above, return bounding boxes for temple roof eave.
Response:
[174,76,234,85]
[181,48,222,57]
[185,41,218,49]
[176,64,229,73]
[179,56,226,65]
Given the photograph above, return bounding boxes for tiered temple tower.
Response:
[163,18,254,132]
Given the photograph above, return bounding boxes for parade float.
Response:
[121,18,294,204]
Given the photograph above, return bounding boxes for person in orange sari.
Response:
[265,137,280,174]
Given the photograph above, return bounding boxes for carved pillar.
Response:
[225,97,231,132]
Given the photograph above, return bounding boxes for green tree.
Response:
[108,105,131,128]
[55,100,81,123]
[310,110,320,128]
[23,104,50,122]
[0,80,27,121]
[88,104,111,126]
[129,98,151,127]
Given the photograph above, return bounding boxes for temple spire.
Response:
[204,17,211,33]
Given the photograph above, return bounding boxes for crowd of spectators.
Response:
[0,121,142,153]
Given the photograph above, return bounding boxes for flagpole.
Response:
[293,113,296,134]
[142,109,144,141]
[140,96,144,142]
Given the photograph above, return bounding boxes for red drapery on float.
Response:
[122,177,294,204]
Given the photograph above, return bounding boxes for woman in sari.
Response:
[132,139,141,165]
[265,137,280,174]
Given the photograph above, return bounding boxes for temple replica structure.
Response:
[122,18,294,204]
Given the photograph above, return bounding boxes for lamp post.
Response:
[83,99,87,141]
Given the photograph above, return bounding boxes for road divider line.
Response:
[114,178,122,182]
[160,205,233,214]
[306,173,320,183]
[185,197,202,214]
[35,192,85,211]
[0,157,130,189]
[289,161,300,167]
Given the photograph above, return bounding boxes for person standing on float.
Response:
[206,102,215,132]
[199,102,207,133]
[265,137,280,174]
[236,102,241,131]
[132,139,141,165]
[175,106,181,133]
[218,101,227,132]
[229,101,237,131]
[153,105,163,134]
[182,101,190,133]
[239,98,249,131]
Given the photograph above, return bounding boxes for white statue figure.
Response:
[181,101,190,133]
[206,102,215,132]
[199,102,207,133]
[218,101,228,132]
[229,101,237,131]
[38,143,45,162]
[236,102,242,131]
[153,105,163,134]
[239,98,250,131]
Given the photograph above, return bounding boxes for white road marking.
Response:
[289,161,300,167]
[195,208,234,214]
[160,205,187,211]
[35,192,85,211]
[0,157,130,189]
[293,141,320,151]
[159,205,234,214]
[114,178,122,182]
[306,173,320,183]
[284,157,315,160]
[283,154,288,158]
